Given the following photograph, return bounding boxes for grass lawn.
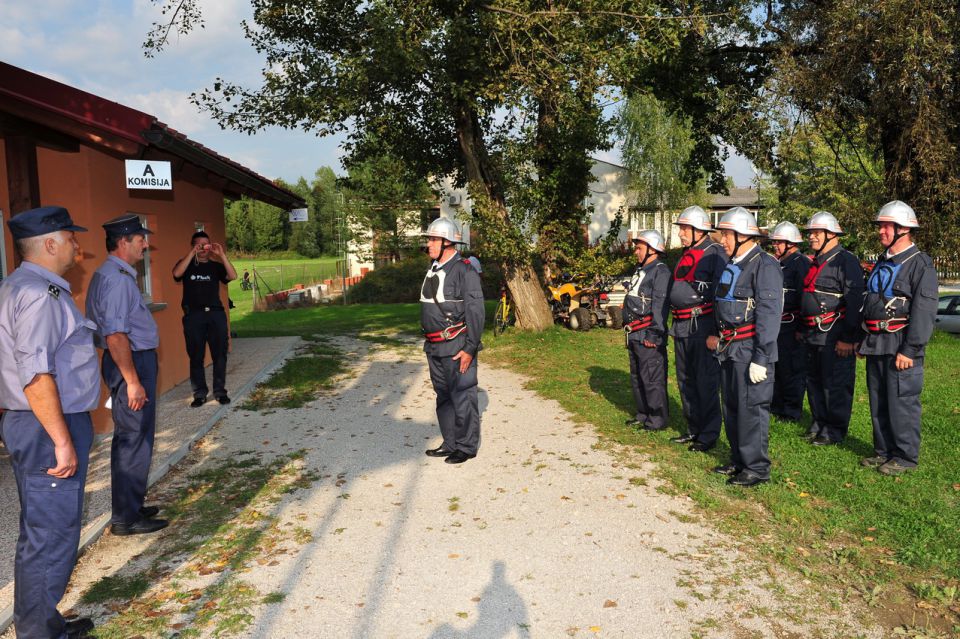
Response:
[228,299,960,630]
[227,256,340,318]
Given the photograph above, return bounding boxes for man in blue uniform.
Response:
[668,206,726,452]
[0,206,99,638]
[420,218,485,464]
[859,201,939,475]
[622,230,672,432]
[707,208,783,487]
[172,231,237,407]
[768,222,811,422]
[800,211,864,446]
[86,215,167,535]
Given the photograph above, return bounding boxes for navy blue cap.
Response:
[7,206,87,240]
[102,214,153,237]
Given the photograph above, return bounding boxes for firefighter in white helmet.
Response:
[768,221,812,422]
[622,230,672,432]
[800,211,864,446]
[668,205,726,452]
[859,201,938,475]
[419,217,485,464]
[706,208,783,487]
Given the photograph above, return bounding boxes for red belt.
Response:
[624,316,653,333]
[672,302,713,320]
[424,323,467,342]
[864,317,909,333]
[802,310,845,328]
[719,323,756,342]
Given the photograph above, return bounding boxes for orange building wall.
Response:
[2,141,231,433]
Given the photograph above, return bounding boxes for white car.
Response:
[936,295,960,334]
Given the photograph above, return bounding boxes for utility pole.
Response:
[336,191,347,305]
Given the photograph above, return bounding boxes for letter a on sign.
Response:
[125,160,173,190]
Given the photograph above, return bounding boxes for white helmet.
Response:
[716,207,762,237]
[421,217,463,243]
[875,200,919,228]
[673,205,713,232]
[804,210,844,235]
[769,221,803,244]
[632,229,666,253]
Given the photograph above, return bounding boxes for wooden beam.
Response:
[4,135,40,215]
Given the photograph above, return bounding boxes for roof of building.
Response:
[708,188,763,209]
[0,61,304,209]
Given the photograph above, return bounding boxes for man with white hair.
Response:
[0,206,99,638]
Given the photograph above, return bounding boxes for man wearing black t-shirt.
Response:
[172,231,237,407]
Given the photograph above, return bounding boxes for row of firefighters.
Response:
[619,201,938,486]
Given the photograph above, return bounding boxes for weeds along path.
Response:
[23,336,882,639]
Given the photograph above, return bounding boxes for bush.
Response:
[349,254,503,304]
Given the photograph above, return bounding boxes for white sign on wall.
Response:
[289,208,309,222]
[125,160,172,190]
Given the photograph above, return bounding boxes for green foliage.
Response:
[347,254,502,303]
[570,210,635,278]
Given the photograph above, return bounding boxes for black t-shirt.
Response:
[176,260,228,310]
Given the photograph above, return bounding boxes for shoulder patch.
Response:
[47,284,60,300]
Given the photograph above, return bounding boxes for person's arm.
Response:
[453,265,485,372]
[899,255,939,362]
[836,252,865,355]
[209,243,237,282]
[172,243,200,280]
[751,256,784,366]
[22,374,77,477]
[104,332,147,411]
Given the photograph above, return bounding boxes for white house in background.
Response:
[344,161,762,274]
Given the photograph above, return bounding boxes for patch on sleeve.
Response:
[47,284,60,300]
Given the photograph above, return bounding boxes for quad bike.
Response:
[547,274,624,331]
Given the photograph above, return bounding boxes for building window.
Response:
[194,221,206,232]
[131,214,153,302]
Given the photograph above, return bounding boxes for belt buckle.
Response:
[691,306,702,318]
[440,326,453,340]
[877,320,888,330]
[204,306,211,312]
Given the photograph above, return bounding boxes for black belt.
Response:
[184,305,224,313]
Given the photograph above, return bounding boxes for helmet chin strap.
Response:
[883,224,909,251]
[692,228,706,246]
[732,232,750,258]
[814,233,836,258]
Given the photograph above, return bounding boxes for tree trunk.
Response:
[454,101,554,330]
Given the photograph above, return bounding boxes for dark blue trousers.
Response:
[772,329,807,421]
[627,341,669,430]
[102,349,158,525]
[426,354,480,456]
[720,360,773,479]
[1,411,93,639]
[182,309,229,400]
[867,355,924,467]
[806,344,855,441]
[674,336,722,444]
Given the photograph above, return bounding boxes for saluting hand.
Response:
[452,350,473,374]
[126,381,148,411]
[47,441,78,478]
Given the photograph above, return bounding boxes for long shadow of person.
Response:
[586,365,684,435]
[427,560,530,639]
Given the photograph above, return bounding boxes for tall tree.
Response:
[144,0,712,330]
[617,93,708,247]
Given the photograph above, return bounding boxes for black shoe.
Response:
[425,446,454,458]
[190,397,206,408]
[624,418,642,427]
[217,395,231,405]
[111,517,169,536]
[688,441,715,452]
[444,451,475,464]
[810,435,838,446]
[712,464,740,476]
[139,505,160,518]
[670,434,696,444]
[727,470,769,487]
[65,618,94,638]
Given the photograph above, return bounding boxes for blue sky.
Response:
[1,0,754,187]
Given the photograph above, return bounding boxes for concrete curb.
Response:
[0,337,299,636]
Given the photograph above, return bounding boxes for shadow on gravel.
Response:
[426,561,529,639]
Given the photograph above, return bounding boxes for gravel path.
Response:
[11,336,881,639]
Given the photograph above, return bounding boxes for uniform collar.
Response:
[433,251,461,270]
[779,248,800,264]
[886,243,916,261]
[731,243,759,264]
[816,242,842,264]
[640,257,661,271]
[21,261,72,293]
[107,254,138,277]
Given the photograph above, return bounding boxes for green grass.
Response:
[240,340,348,410]
[227,256,340,318]
[221,296,960,625]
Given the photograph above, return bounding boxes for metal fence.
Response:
[933,256,960,282]
[250,262,340,296]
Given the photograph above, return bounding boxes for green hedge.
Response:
[348,255,503,304]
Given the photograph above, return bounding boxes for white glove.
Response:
[748,362,768,384]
